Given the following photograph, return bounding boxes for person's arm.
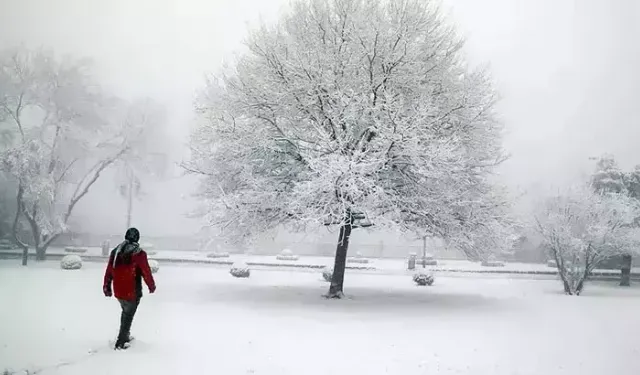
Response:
[103,252,114,297]
[136,251,156,293]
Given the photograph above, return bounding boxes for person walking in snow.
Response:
[103,227,156,350]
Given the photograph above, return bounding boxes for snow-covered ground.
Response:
[2,261,640,375]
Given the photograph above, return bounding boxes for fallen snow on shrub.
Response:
[207,252,230,258]
[276,248,299,261]
[413,272,434,286]
[141,242,154,250]
[322,266,333,282]
[64,246,88,254]
[547,259,558,268]
[60,255,82,270]
[230,262,250,278]
[148,259,159,274]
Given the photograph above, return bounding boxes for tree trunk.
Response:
[620,254,632,286]
[35,245,48,261]
[126,170,134,229]
[21,245,29,266]
[326,210,353,299]
[562,279,572,295]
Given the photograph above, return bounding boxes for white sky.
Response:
[1,0,638,236]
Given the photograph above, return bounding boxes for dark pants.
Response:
[117,298,140,344]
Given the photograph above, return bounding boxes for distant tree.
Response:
[113,99,169,230]
[0,46,149,265]
[186,0,511,297]
[591,154,626,194]
[535,184,640,295]
[590,155,640,286]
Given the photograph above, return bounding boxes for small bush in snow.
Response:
[276,248,299,261]
[322,266,333,282]
[230,262,250,278]
[547,259,558,268]
[413,272,434,286]
[64,246,88,254]
[148,259,159,274]
[207,252,230,258]
[60,255,82,270]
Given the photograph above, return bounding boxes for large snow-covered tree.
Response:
[535,184,640,295]
[0,46,149,264]
[187,0,510,297]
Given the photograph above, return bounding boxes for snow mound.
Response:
[276,249,299,261]
[148,259,159,274]
[64,246,88,253]
[322,266,333,282]
[60,255,82,270]
[230,262,250,278]
[413,272,434,286]
[207,252,230,258]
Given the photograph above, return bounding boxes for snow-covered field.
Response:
[2,261,640,375]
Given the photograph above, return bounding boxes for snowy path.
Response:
[2,262,640,375]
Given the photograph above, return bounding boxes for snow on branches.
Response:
[187,0,510,250]
[535,184,640,295]
[0,46,151,260]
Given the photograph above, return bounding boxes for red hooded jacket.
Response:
[103,241,156,301]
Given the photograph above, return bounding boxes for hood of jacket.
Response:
[112,240,141,267]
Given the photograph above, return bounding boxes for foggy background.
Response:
[1,0,638,238]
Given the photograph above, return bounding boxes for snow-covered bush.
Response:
[413,272,434,286]
[481,255,505,267]
[547,259,557,268]
[148,259,159,274]
[322,266,333,282]
[60,255,82,270]
[535,184,640,295]
[347,251,370,264]
[64,246,88,254]
[207,251,230,258]
[230,262,250,278]
[276,248,299,261]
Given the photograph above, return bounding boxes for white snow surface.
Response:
[2,261,640,375]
